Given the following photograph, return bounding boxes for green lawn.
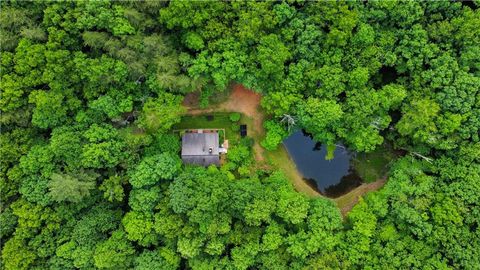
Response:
[264,144,322,198]
[353,145,396,183]
[173,112,246,144]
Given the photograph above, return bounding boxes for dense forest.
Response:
[1,1,479,269]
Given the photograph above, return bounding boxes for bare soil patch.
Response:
[182,84,386,214]
[182,91,200,107]
[184,84,265,161]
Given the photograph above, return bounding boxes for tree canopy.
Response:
[1,1,479,269]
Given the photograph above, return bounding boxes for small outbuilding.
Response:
[240,125,247,137]
[181,132,220,166]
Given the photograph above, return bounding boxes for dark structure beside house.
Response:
[240,125,247,137]
[181,132,220,166]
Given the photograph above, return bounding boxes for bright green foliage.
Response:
[18,145,55,205]
[48,172,96,203]
[256,34,291,80]
[261,120,289,150]
[56,204,122,269]
[144,133,181,156]
[2,237,36,270]
[138,94,186,133]
[99,175,125,202]
[93,230,135,269]
[397,98,441,143]
[29,91,67,129]
[276,191,309,224]
[229,112,241,122]
[129,153,181,188]
[0,128,35,200]
[89,94,133,119]
[226,140,252,171]
[129,186,161,213]
[122,211,157,246]
[49,126,83,168]
[298,98,343,145]
[184,32,205,50]
[82,124,126,168]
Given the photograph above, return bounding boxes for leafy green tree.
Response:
[2,237,36,270]
[48,172,96,203]
[17,145,55,205]
[0,128,35,201]
[129,186,161,213]
[122,211,157,246]
[99,175,125,202]
[49,126,83,168]
[82,124,126,168]
[138,94,186,133]
[276,191,309,224]
[168,167,231,236]
[93,230,135,269]
[297,98,343,145]
[0,207,17,241]
[56,204,122,268]
[261,120,289,151]
[397,98,440,144]
[129,153,181,188]
[134,248,180,270]
[29,91,67,129]
[256,34,291,81]
[144,133,181,157]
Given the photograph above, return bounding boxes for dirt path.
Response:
[184,84,265,161]
[182,84,386,216]
[334,178,387,216]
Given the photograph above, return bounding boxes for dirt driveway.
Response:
[182,84,386,216]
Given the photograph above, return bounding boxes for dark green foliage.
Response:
[0,208,17,240]
[134,248,180,270]
[129,153,181,188]
[144,133,181,157]
[1,1,479,269]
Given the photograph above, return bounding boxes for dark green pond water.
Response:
[283,130,362,198]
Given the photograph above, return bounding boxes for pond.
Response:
[283,130,362,198]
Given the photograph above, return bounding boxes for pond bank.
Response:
[182,83,391,216]
[265,142,387,215]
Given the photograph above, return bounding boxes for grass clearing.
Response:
[180,85,395,216]
[174,112,254,145]
[353,145,396,183]
[264,145,321,197]
[334,179,387,216]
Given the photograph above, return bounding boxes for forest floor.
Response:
[182,84,387,216]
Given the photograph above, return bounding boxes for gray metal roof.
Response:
[182,133,219,156]
[181,133,220,166]
[182,155,220,167]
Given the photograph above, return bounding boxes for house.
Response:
[181,132,220,166]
